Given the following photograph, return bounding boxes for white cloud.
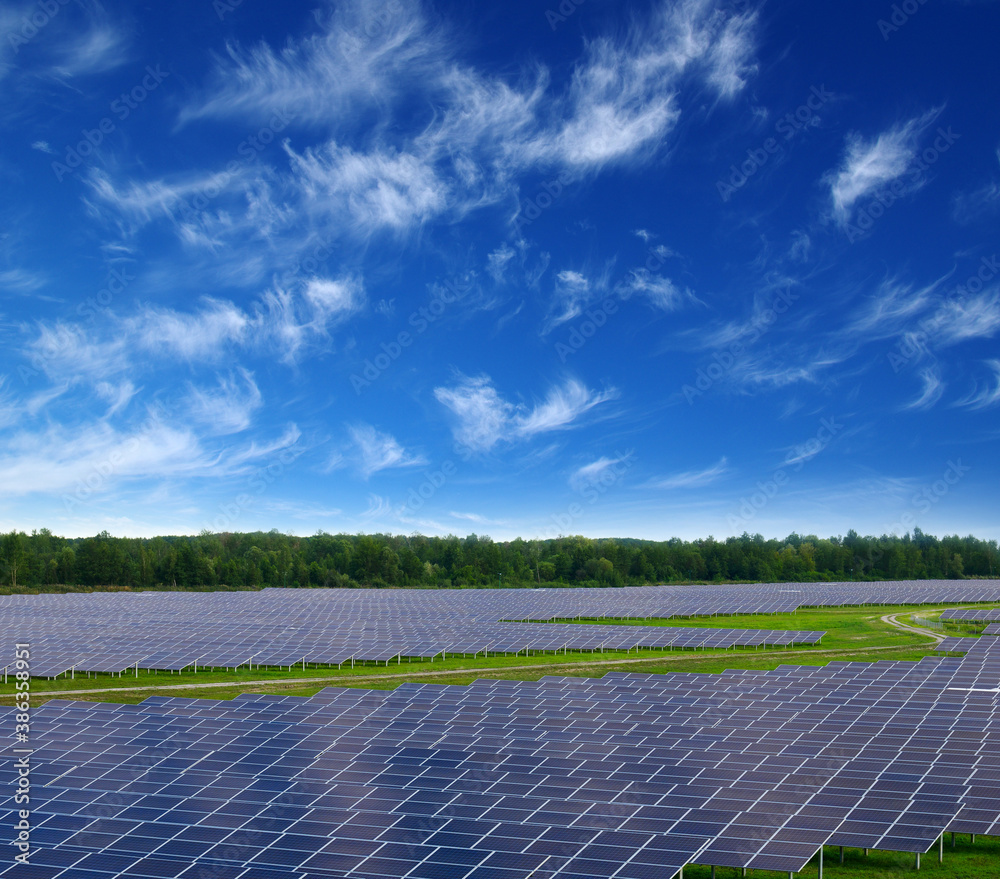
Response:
[515,378,618,438]
[920,290,1000,347]
[179,0,441,126]
[85,169,243,233]
[623,269,695,311]
[0,420,210,498]
[24,322,129,384]
[287,141,448,235]
[902,367,945,411]
[956,360,1000,410]
[185,370,262,435]
[348,423,426,478]
[525,1,757,171]
[952,176,1000,225]
[132,298,249,361]
[546,269,592,330]
[303,276,364,322]
[434,374,617,453]
[826,109,941,225]
[569,455,631,492]
[95,380,139,418]
[845,278,936,339]
[0,268,46,293]
[49,21,130,78]
[487,244,516,283]
[434,375,513,453]
[649,457,728,490]
[166,0,759,247]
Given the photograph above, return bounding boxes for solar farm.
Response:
[5,581,1000,879]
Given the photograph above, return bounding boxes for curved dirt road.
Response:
[880,611,945,644]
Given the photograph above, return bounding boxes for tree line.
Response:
[0,528,992,591]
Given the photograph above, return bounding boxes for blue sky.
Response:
[1,0,998,541]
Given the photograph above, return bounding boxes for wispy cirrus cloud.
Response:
[902,366,945,411]
[185,370,262,435]
[569,454,631,492]
[952,179,1000,224]
[47,18,130,78]
[22,273,365,388]
[161,0,759,249]
[0,268,46,293]
[515,379,618,438]
[346,423,426,478]
[843,278,937,340]
[955,360,1000,410]
[178,0,442,127]
[435,374,617,453]
[918,289,1000,347]
[647,456,728,490]
[285,142,448,235]
[826,108,942,225]
[623,269,698,311]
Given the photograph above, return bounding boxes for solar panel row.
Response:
[941,607,1000,622]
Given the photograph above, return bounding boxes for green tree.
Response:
[1,532,29,589]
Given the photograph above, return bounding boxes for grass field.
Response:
[680,834,1000,877]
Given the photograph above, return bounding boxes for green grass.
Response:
[676,834,1000,877]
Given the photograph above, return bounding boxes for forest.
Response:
[0,528,990,591]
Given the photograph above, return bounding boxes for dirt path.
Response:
[880,611,946,644]
[6,642,931,701]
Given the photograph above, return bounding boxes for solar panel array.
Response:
[6,644,1000,879]
[0,588,838,680]
[6,579,1000,679]
[941,607,1000,622]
